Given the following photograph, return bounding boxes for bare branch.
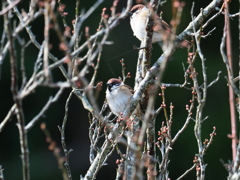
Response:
[4,3,30,179]
[0,104,16,132]
[207,71,222,88]
[177,164,196,180]
[40,123,68,180]
[178,0,223,41]
[0,0,20,16]
[59,90,74,180]
[25,86,67,132]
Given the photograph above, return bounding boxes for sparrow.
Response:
[105,78,141,118]
[130,4,190,48]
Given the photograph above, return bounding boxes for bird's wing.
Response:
[153,14,172,34]
[153,14,191,48]
[120,84,134,95]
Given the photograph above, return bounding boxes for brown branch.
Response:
[224,0,237,161]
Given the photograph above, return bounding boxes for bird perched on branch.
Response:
[105,78,141,119]
[129,4,190,48]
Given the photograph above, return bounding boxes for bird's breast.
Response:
[130,11,162,42]
[106,89,132,116]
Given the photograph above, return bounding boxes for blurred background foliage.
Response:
[0,0,239,179]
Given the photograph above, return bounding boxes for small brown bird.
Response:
[130,4,190,48]
[105,78,141,118]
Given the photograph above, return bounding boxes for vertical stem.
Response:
[132,1,156,179]
[134,43,144,90]
[59,90,74,180]
[141,1,161,178]
[225,0,237,161]
[190,3,209,179]
[146,125,156,180]
[4,8,30,180]
[43,0,50,81]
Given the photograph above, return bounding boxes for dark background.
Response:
[0,0,239,179]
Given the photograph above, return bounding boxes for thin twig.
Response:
[0,104,16,132]
[177,164,196,180]
[59,90,74,180]
[4,6,30,180]
[40,123,68,180]
[25,86,66,132]
[207,71,222,88]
